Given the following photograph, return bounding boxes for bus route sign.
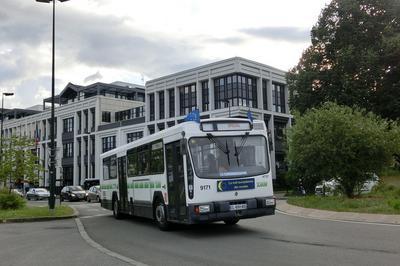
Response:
[217,178,255,192]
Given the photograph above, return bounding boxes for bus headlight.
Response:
[195,205,210,214]
[265,198,275,206]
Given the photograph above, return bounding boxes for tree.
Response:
[287,0,400,120]
[286,102,400,197]
[0,136,43,191]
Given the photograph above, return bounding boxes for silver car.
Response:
[87,186,101,203]
[26,188,50,200]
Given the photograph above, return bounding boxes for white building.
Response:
[2,57,291,189]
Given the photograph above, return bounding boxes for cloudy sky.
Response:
[0,0,331,108]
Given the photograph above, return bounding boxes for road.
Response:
[76,202,400,266]
[1,201,399,266]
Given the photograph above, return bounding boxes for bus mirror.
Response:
[180,139,187,155]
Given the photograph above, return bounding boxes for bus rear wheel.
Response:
[113,198,123,219]
[224,218,240,225]
[154,200,170,231]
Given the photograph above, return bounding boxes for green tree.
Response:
[0,136,43,191]
[287,0,400,120]
[286,103,400,197]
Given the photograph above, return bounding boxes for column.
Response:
[196,80,202,112]
[284,84,289,114]
[165,89,170,119]
[155,91,160,121]
[268,79,274,111]
[257,77,263,110]
[268,116,276,180]
[145,94,151,122]
[209,77,215,111]
[174,86,179,117]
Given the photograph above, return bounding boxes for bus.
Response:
[100,118,275,230]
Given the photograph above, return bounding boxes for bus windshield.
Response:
[189,135,270,178]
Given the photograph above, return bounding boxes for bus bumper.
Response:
[188,197,275,223]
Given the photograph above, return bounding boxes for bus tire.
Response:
[113,198,123,219]
[224,218,240,225]
[154,199,169,231]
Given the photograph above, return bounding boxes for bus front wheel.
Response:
[113,198,123,219]
[154,200,170,231]
[224,218,240,225]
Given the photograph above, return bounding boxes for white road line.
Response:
[276,209,400,227]
[75,218,148,266]
[79,214,110,219]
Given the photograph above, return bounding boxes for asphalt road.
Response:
[2,200,399,266]
[75,203,400,266]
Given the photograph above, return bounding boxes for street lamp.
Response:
[36,0,70,211]
[1,92,14,155]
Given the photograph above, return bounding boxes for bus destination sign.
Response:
[217,178,255,192]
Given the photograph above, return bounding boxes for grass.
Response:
[0,205,74,220]
[287,174,400,215]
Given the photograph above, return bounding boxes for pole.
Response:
[49,0,56,210]
[1,94,4,188]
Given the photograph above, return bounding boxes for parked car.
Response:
[87,186,101,203]
[11,189,24,197]
[60,186,87,201]
[26,188,50,200]
[315,174,379,196]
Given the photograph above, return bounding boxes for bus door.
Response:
[165,141,187,221]
[117,156,128,212]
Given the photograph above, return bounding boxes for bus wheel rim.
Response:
[156,204,165,223]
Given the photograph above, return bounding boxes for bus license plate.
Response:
[230,204,247,211]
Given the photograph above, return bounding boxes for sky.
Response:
[0,0,331,109]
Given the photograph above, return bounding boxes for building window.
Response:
[127,132,143,143]
[91,138,95,155]
[63,117,74,133]
[102,111,111,123]
[115,106,145,121]
[148,125,155,135]
[149,94,155,121]
[63,142,73,158]
[214,74,257,109]
[272,83,286,113]
[179,83,197,115]
[159,91,165,119]
[63,167,73,186]
[202,81,209,111]
[168,89,175,117]
[262,79,268,110]
[91,108,95,129]
[102,136,116,152]
[77,111,82,132]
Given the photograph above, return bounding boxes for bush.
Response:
[0,190,26,210]
[287,103,400,198]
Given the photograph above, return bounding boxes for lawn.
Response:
[287,175,400,215]
[0,205,74,220]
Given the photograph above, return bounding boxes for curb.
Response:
[276,200,400,226]
[0,206,78,224]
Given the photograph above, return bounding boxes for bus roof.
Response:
[100,118,266,158]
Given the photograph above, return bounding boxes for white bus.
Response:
[100,118,275,230]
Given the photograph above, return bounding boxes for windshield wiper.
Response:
[207,133,231,166]
[234,132,249,165]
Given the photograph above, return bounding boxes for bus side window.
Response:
[127,148,138,177]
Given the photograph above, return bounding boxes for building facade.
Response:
[2,82,145,189]
[2,57,291,189]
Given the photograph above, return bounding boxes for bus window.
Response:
[189,135,269,178]
[127,148,138,177]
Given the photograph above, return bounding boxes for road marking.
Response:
[276,209,400,227]
[75,218,148,266]
[80,214,110,219]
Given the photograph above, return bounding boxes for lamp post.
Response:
[36,0,69,211]
[1,92,14,188]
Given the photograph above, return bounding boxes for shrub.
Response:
[287,103,400,198]
[388,199,400,210]
[0,190,26,210]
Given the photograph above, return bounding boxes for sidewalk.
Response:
[276,200,400,225]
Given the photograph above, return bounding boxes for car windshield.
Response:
[189,135,269,178]
[70,186,84,191]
